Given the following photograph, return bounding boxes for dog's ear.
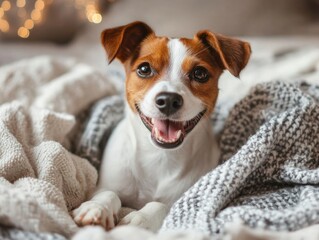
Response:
[195,30,251,77]
[101,21,154,64]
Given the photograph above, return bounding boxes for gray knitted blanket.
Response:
[161,81,319,235]
[77,81,319,236]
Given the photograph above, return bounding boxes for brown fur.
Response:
[101,22,251,115]
[180,38,223,114]
[126,35,170,111]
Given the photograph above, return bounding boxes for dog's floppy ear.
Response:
[196,31,251,77]
[101,21,154,64]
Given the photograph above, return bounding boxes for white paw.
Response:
[71,201,115,230]
[118,211,150,229]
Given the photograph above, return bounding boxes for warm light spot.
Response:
[1,1,11,11]
[24,19,34,29]
[0,8,4,18]
[0,19,9,32]
[35,0,45,10]
[16,0,26,8]
[31,9,41,21]
[91,13,102,24]
[18,27,30,38]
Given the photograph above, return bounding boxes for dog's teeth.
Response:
[176,130,182,139]
[151,118,155,124]
[154,127,160,138]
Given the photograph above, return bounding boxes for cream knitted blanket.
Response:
[0,56,117,238]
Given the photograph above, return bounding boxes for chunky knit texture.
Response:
[76,95,124,170]
[0,56,117,239]
[1,53,319,239]
[160,81,319,235]
[76,81,319,237]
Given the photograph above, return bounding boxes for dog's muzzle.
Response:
[136,101,206,149]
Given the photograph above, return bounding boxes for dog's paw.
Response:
[71,201,115,230]
[117,211,150,229]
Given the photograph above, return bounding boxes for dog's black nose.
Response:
[155,92,183,116]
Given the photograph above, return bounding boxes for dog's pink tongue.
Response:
[153,119,183,141]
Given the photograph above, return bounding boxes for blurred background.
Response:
[0,0,319,70]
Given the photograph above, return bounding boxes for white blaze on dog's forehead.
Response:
[140,38,204,121]
[167,39,188,81]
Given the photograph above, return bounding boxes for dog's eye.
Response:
[136,62,154,78]
[191,66,209,83]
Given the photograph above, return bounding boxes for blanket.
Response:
[1,45,319,240]
[74,81,319,240]
[0,56,118,239]
[161,81,319,235]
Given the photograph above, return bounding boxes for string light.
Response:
[1,1,11,11]
[24,19,34,29]
[85,1,103,24]
[35,0,45,11]
[91,13,102,23]
[17,26,29,38]
[0,0,105,38]
[0,19,9,32]
[31,9,41,21]
[17,0,26,8]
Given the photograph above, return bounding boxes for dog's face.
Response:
[101,21,251,149]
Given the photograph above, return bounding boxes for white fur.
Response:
[72,39,220,231]
[141,39,204,121]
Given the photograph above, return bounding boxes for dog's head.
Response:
[101,21,251,149]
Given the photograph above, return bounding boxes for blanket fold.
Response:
[161,81,319,235]
[0,56,120,238]
[1,52,319,240]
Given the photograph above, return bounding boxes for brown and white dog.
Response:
[72,21,251,231]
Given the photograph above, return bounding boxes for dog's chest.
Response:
[101,117,218,210]
[122,149,209,209]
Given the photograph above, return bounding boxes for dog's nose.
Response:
[155,92,183,116]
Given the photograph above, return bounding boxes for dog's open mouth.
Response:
[136,105,206,149]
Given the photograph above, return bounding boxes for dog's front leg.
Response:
[72,190,121,230]
[118,201,168,232]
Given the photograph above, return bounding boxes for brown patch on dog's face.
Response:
[125,35,170,112]
[180,38,223,114]
[101,21,251,115]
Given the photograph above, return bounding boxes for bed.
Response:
[1,1,319,239]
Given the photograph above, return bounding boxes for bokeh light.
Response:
[1,0,103,39]
[35,0,45,11]
[17,0,26,8]
[31,9,42,21]
[0,19,9,32]
[1,1,11,11]
[91,13,102,24]
[17,26,30,38]
[24,19,34,29]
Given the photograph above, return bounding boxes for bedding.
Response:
[0,56,117,239]
[0,40,319,240]
[162,81,319,234]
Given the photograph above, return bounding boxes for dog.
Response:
[72,21,251,231]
